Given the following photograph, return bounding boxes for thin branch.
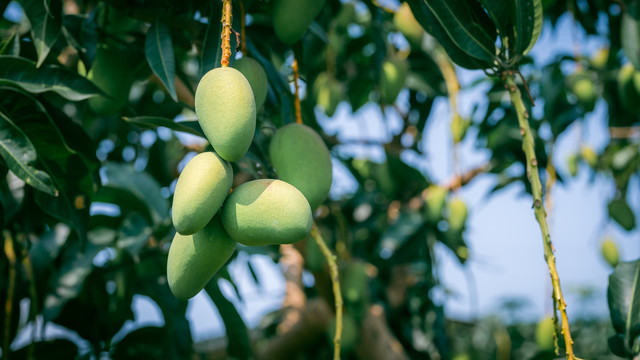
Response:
[220,0,233,67]
[310,223,342,360]
[292,58,303,124]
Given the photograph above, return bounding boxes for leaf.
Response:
[0,109,58,195]
[0,56,104,100]
[201,5,223,76]
[111,326,168,359]
[145,19,177,101]
[16,0,62,67]
[10,339,78,360]
[513,0,543,56]
[479,0,513,42]
[205,280,253,360]
[608,198,637,231]
[622,11,640,70]
[122,116,204,137]
[608,260,640,356]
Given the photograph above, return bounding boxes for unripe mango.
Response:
[195,67,256,162]
[572,77,597,112]
[272,0,326,44]
[313,73,343,117]
[269,123,333,209]
[580,146,598,167]
[424,185,447,221]
[601,238,620,267]
[88,46,133,115]
[590,47,609,70]
[448,197,468,232]
[167,215,237,300]
[380,57,409,104]
[221,179,312,246]
[234,57,268,110]
[394,2,424,46]
[567,153,579,177]
[535,316,555,352]
[172,152,233,235]
[617,64,640,114]
[341,261,369,304]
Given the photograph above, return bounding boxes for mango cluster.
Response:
[167,59,333,300]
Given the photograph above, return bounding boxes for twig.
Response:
[220,0,233,67]
[504,73,580,360]
[292,58,302,124]
[3,231,16,360]
[310,223,342,360]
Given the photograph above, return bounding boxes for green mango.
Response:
[424,185,447,221]
[313,72,343,117]
[590,47,609,70]
[380,57,409,104]
[617,64,640,114]
[272,0,326,44]
[580,146,598,168]
[221,179,313,246]
[394,2,424,47]
[167,215,237,300]
[269,123,332,209]
[88,46,133,115]
[341,261,369,304]
[535,316,555,352]
[234,57,268,110]
[172,152,233,235]
[572,77,597,112]
[448,197,468,232]
[601,238,619,268]
[195,67,256,162]
[567,153,579,177]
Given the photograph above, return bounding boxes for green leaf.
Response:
[608,260,640,356]
[145,19,177,101]
[0,56,104,100]
[608,198,637,231]
[111,326,168,359]
[201,5,223,76]
[10,339,78,360]
[16,0,62,67]
[479,0,513,41]
[513,0,543,56]
[0,109,58,195]
[0,27,20,56]
[622,11,640,70]
[122,116,204,137]
[205,280,253,360]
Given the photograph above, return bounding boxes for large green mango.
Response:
[272,0,326,44]
[221,179,312,246]
[234,57,268,110]
[380,57,409,104]
[167,215,237,300]
[269,123,332,209]
[195,67,256,162]
[172,152,233,235]
[88,46,133,115]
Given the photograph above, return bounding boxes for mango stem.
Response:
[292,58,303,124]
[220,0,233,67]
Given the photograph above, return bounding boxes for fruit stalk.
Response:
[505,73,579,360]
[292,58,303,124]
[310,223,342,360]
[220,0,233,67]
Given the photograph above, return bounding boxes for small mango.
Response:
[272,0,326,44]
[221,179,312,246]
[572,77,597,112]
[172,152,233,235]
[167,215,237,300]
[535,316,555,352]
[313,72,343,117]
[380,57,409,104]
[234,57,268,110]
[601,238,620,268]
[617,64,640,114]
[424,185,447,221]
[448,197,468,232]
[195,67,256,162]
[88,46,133,115]
[270,123,333,209]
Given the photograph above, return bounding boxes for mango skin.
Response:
[195,67,256,162]
[448,197,468,232]
[269,123,332,209]
[221,179,312,246]
[88,46,133,115]
[172,152,233,235]
[572,77,597,112]
[167,215,237,300]
[273,0,326,44]
[601,238,620,268]
[380,57,409,104]
[313,73,343,117]
[234,57,268,110]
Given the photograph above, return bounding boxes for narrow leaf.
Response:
[622,11,640,70]
[0,56,104,100]
[478,0,513,45]
[608,198,637,231]
[608,260,640,348]
[122,116,204,137]
[513,0,543,56]
[205,280,252,360]
[145,19,177,101]
[17,0,62,67]
[201,5,223,75]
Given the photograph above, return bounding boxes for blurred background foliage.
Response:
[0,0,639,359]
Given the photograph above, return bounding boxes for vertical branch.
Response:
[238,0,247,55]
[310,223,342,360]
[504,73,579,360]
[292,58,303,124]
[220,0,233,67]
[3,231,16,360]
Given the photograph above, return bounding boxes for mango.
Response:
[394,2,424,46]
[590,47,609,70]
[380,57,409,104]
[221,179,312,246]
[617,64,640,114]
[424,185,447,221]
[572,77,597,112]
[313,72,343,117]
[580,146,598,167]
[535,316,555,352]
[601,238,620,268]
[88,46,133,115]
[195,67,256,162]
[167,215,237,300]
[269,123,332,209]
[448,197,468,232]
[567,153,579,177]
[272,0,326,44]
[234,57,268,110]
[172,152,233,235]
[341,261,369,304]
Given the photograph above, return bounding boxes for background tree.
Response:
[0,0,639,359]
